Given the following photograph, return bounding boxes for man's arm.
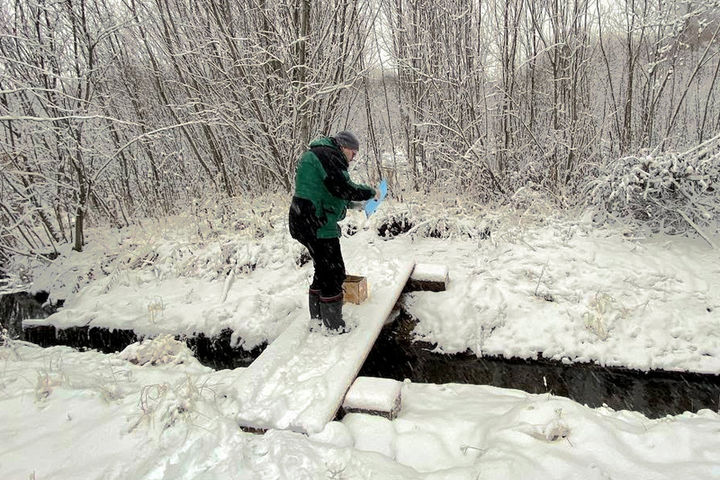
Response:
[314,146,375,201]
[324,171,375,201]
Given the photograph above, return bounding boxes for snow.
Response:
[2,202,720,478]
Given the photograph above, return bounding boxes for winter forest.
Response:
[2,0,720,262]
[5,2,720,478]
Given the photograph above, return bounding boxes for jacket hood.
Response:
[309,136,339,150]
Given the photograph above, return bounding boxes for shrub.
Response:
[584,138,720,238]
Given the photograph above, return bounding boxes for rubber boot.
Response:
[319,294,346,333]
[308,289,322,321]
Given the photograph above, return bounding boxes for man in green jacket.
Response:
[288,131,376,332]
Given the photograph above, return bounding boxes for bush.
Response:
[583,137,720,238]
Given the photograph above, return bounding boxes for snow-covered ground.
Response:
[2,198,720,479]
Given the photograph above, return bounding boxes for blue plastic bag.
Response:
[364,179,387,218]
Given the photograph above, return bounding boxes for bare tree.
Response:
[379,0,720,199]
[1,0,124,252]
[3,0,720,265]
[1,0,378,260]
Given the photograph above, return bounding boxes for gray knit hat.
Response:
[333,130,360,151]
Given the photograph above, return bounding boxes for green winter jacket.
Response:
[289,137,375,239]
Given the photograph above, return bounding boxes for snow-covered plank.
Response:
[342,376,403,420]
[232,259,416,435]
[406,263,449,292]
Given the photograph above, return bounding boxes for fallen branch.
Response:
[676,210,717,249]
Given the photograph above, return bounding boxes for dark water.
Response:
[22,322,266,368]
[0,291,57,340]
[186,330,266,369]
[9,293,720,419]
[360,312,720,419]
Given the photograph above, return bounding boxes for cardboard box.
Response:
[343,275,367,304]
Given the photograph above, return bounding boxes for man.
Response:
[288,131,377,332]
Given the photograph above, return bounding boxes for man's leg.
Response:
[306,238,346,331]
[297,236,323,323]
[308,288,321,321]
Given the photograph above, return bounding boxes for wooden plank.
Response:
[233,259,416,434]
[342,377,403,420]
[405,263,449,292]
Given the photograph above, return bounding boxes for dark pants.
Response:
[288,197,346,300]
[299,236,345,299]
